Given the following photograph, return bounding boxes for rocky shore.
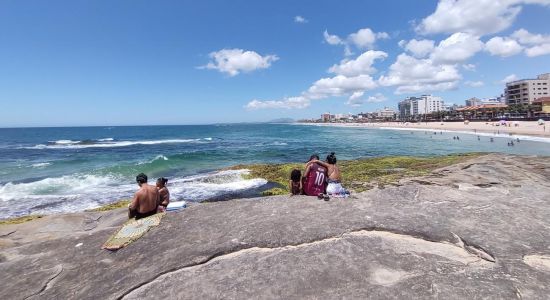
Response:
[1,153,550,299]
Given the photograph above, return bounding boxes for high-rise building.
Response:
[504,73,550,105]
[398,95,444,120]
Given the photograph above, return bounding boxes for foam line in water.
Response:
[24,137,214,149]
[378,127,550,144]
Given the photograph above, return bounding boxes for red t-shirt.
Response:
[303,163,327,196]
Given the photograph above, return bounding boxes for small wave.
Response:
[49,139,80,145]
[31,162,52,168]
[153,155,169,161]
[0,173,129,202]
[24,138,214,149]
[169,170,267,201]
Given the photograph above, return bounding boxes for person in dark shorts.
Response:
[289,169,302,196]
[128,173,160,219]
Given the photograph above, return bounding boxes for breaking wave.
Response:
[0,169,267,219]
[24,137,214,149]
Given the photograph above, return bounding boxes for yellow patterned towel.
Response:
[102,213,165,250]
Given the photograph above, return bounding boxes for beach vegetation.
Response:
[0,214,44,226]
[232,153,482,195]
[87,199,131,212]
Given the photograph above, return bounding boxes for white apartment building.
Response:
[376,107,396,119]
[411,95,443,115]
[505,73,550,105]
[398,95,444,119]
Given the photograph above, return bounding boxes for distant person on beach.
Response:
[307,152,349,198]
[128,173,159,220]
[156,177,170,212]
[302,154,327,196]
[289,169,302,196]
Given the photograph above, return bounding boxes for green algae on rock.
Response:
[231,153,482,195]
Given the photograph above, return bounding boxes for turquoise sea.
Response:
[1,123,550,219]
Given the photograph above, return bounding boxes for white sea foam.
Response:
[0,169,267,218]
[168,170,267,201]
[137,154,170,165]
[50,139,80,145]
[378,127,550,144]
[31,162,52,168]
[25,138,213,149]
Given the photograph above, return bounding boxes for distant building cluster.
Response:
[301,73,550,123]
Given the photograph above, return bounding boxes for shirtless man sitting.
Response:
[128,173,160,219]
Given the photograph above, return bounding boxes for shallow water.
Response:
[1,123,549,218]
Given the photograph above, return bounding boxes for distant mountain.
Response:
[267,118,295,123]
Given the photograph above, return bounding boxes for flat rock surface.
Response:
[1,153,550,299]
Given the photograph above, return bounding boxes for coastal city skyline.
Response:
[310,72,550,122]
[1,0,550,127]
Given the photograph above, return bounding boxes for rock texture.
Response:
[1,154,550,299]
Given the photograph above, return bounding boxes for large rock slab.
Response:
[1,154,549,299]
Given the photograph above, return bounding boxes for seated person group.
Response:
[290,152,349,199]
[129,152,348,219]
[128,174,170,220]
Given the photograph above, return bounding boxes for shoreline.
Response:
[0,153,481,225]
[297,120,550,141]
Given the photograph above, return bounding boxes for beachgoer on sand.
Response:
[307,152,349,198]
[302,154,327,197]
[128,173,159,219]
[289,169,302,196]
[156,177,170,212]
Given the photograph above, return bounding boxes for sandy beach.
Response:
[304,120,550,139]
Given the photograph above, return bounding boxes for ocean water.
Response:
[1,123,550,219]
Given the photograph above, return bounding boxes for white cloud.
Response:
[367,93,387,103]
[324,30,343,45]
[201,49,279,76]
[501,74,519,84]
[345,92,387,107]
[511,28,550,45]
[294,16,308,23]
[484,36,523,57]
[324,28,389,55]
[245,74,379,110]
[245,97,310,110]
[328,50,388,77]
[511,29,550,57]
[306,74,378,99]
[416,0,550,36]
[525,43,550,57]
[402,39,435,58]
[348,28,389,49]
[462,64,476,71]
[378,53,461,94]
[430,32,484,64]
[346,91,365,107]
[464,80,485,87]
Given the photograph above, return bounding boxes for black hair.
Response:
[136,173,148,184]
[309,154,319,161]
[290,169,301,182]
[326,152,337,164]
[157,177,168,185]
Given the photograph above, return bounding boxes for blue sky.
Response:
[1,0,550,127]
